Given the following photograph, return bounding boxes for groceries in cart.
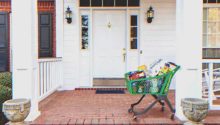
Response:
[125,60,180,120]
[126,59,177,94]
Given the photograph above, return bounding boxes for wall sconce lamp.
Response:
[65,6,72,24]
[146,6,154,23]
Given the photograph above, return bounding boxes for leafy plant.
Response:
[0,72,12,124]
[0,72,12,88]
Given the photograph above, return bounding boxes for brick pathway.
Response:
[31,90,220,125]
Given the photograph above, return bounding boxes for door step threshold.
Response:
[75,86,126,90]
[93,86,126,88]
[93,78,125,86]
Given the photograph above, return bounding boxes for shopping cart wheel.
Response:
[161,106,165,112]
[133,115,137,120]
[128,108,133,113]
[170,114,175,120]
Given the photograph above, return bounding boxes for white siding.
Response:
[140,0,176,89]
[63,0,80,89]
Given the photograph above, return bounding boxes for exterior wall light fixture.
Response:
[65,6,72,24]
[146,6,154,23]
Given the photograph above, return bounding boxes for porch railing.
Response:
[202,59,220,110]
[38,58,62,101]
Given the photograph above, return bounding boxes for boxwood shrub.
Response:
[0,72,12,124]
[0,72,12,88]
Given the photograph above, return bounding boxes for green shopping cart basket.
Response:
[125,62,180,120]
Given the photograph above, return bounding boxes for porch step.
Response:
[93,78,125,87]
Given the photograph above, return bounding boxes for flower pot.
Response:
[181,98,208,124]
[2,99,31,125]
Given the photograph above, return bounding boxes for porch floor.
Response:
[32,90,220,125]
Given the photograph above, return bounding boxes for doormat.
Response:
[96,89,125,94]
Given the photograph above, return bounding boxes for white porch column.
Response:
[56,0,64,57]
[55,0,64,90]
[11,0,40,121]
[175,0,203,120]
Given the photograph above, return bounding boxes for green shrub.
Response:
[0,72,12,88]
[0,72,12,124]
[0,85,12,110]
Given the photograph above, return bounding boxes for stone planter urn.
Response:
[181,98,209,125]
[2,99,31,125]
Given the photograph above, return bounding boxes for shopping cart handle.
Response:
[168,62,177,67]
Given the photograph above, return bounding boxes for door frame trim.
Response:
[79,8,140,87]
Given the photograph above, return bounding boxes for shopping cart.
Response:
[125,62,180,120]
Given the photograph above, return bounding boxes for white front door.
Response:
[93,10,126,78]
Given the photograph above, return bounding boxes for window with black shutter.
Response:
[0,12,9,72]
[39,13,53,57]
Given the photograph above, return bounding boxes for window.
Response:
[103,0,114,6]
[81,15,89,49]
[79,0,139,7]
[91,0,102,6]
[0,12,9,72]
[130,15,138,49]
[203,8,220,59]
[115,0,127,6]
[39,13,53,57]
[128,0,139,6]
[203,0,220,3]
[80,0,90,7]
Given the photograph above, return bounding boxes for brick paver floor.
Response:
[31,90,220,125]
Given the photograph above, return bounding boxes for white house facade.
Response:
[2,0,220,122]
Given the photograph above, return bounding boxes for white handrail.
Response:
[38,57,63,101]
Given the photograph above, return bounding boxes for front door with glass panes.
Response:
[93,10,126,78]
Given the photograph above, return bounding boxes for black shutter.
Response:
[39,13,52,57]
[0,12,8,72]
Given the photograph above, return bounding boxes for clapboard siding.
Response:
[63,0,80,89]
[140,0,176,89]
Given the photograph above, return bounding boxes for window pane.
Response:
[128,0,139,6]
[208,0,217,3]
[115,0,127,6]
[202,63,208,70]
[82,27,88,37]
[203,48,220,59]
[217,22,220,33]
[131,38,137,49]
[203,22,207,33]
[208,34,216,47]
[82,38,89,49]
[81,15,89,49]
[103,0,114,6]
[91,0,102,6]
[82,15,88,26]
[216,35,220,47]
[208,22,217,33]
[131,27,137,37]
[80,0,90,6]
[208,8,218,21]
[131,15,137,26]
[203,8,208,20]
[203,35,208,47]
